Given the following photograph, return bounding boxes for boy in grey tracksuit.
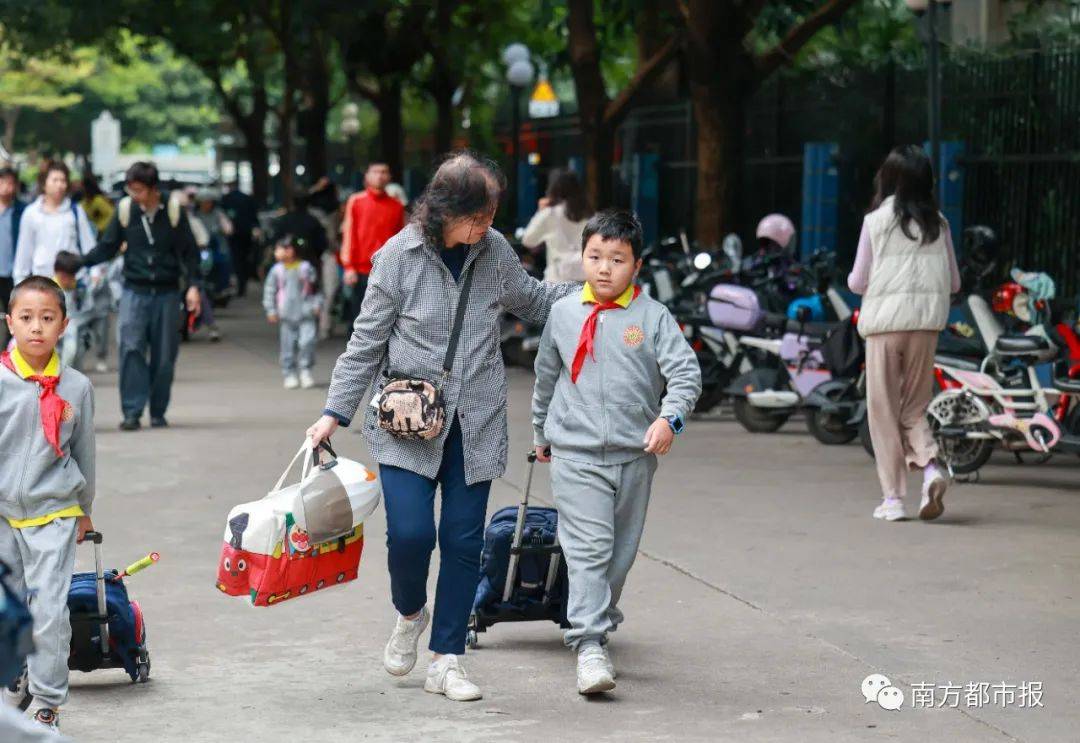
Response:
[532,210,700,695]
[263,235,322,389]
[0,276,96,731]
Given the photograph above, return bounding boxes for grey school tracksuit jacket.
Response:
[0,360,95,708]
[532,288,700,647]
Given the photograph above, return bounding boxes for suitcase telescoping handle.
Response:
[82,531,111,656]
[502,453,537,603]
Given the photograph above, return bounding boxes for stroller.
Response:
[466,453,569,649]
[68,532,153,683]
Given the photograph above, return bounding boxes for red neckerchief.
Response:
[0,351,66,458]
[570,286,641,384]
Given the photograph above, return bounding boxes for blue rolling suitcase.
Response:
[67,532,151,683]
[467,452,569,649]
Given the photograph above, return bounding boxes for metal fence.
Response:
[523,47,1080,297]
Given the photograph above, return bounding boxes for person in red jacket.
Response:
[341,162,406,327]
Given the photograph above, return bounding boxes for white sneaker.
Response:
[577,643,616,695]
[919,467,948,520]
[299,369,315,389]
[26,699,60,731]
[424,654,482,701]
[94,360,108,373]
[3,669,29,710]
[873,498,907,522]
[383,607,430,676]
[283,374,300,390]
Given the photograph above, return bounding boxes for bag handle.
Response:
[441,264,476,380]
[272,440,314,493]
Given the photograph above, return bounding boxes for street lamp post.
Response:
[503,43,534,228]
[906,0,949,193]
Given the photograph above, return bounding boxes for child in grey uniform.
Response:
[0,276,96,732]
[263,234,322,389]
[532,210,700,695]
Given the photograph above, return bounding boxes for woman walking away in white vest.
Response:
[848,145,960,522]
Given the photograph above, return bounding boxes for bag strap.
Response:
[441,264,475,378]
[71,202,83,256]
[118,197,131,229]
[271,439,338,492]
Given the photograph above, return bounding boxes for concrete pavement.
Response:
[61,297,1078,742]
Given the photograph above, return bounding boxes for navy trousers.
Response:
[118,287,180,420]
[380,420,491,655]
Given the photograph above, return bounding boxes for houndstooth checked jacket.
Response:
[324,223,579,485]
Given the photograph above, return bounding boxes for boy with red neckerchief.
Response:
[531,210,700,696]
[0,276,95,733]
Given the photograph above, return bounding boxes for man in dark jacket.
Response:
[273,191,328,269]
[81,161,202,431]
[220,181,259,297]
[0,166,26,347]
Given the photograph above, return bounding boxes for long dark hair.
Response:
[411,150,505,247]
[870,145,943,244]
[81,169,104,200]
[545,168,590,222]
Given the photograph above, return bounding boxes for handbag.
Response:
[377,265,475,440]
[215,439,380,607]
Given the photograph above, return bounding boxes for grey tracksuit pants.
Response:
[0,518,77,708]
[550,454,657,649]
[280,319,317,375]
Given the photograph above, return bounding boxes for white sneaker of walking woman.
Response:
[918,463,948,520]
[425,655,483,701]
[383,607,430,676]
[873,498,907,521]
[577,642,616,695]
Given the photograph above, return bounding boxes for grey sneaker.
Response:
[577,643,616,695]
[383,607,430,676]
[27,699,60,731]
[3,669,29,710]
[424,654,483,701]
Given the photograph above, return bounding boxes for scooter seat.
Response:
[935,354,980,371]
[994,334,1049,356]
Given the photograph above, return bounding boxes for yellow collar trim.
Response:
[582,282,636,308]
[10,347,60,378]
[283,260,301,270]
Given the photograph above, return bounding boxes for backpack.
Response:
[117,191,184,230]
[0,559,34,688]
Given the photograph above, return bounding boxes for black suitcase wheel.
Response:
[465,629,478,650]
[136,648,150,683]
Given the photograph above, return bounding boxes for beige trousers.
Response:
[865,330,939,500]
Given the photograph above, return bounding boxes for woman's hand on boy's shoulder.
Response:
[643,418,674,456]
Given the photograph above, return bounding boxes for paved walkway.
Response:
[62,297,1078,742]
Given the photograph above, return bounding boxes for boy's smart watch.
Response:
[663,415,684,435]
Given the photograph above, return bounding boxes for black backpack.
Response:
[821,320,865,378]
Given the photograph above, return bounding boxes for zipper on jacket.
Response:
[14,382,41,520]
[598,313,608,462]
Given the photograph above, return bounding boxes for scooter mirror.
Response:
[693,252,712,271]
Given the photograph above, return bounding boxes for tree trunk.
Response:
[432,73,455,154]
[298,39,331,181]
[583,127,615,211]
[1,107,19,154]
[377,81,405,180]
[279,79,297,208]
[691,84,744,247]
[247,137,270,209]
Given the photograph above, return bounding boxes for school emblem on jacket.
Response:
[61,402,75,422]
[623,325,644,348]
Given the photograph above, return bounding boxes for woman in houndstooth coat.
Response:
[308,152,578,701]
